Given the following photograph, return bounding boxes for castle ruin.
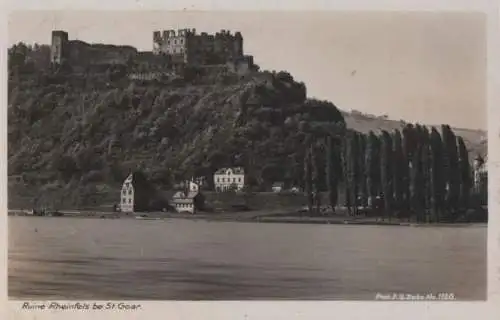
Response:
[50,30,138,67]
[50,28,254,73]
[152,28,244,66]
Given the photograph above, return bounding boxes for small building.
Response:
[214,167,245,192]
[120,171,154,213]
[290,186,300,193]
[272,182,284,193]
[171,181,205,214]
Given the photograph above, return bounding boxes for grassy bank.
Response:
[8,182,328,212]
[8,207,486,227]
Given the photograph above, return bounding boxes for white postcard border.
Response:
[1,0,499,319]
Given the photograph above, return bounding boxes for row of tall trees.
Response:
[303,123,484,222]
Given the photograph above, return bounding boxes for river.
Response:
[8,216,487,300]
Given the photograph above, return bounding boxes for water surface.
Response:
[8,216,487,300]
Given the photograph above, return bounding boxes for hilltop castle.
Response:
[50,28,254,72]
[50,30,138,66]
[152,28,244,65]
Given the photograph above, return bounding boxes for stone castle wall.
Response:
[153,28,244,66]
[50,29,253,74]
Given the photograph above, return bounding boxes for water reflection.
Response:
[8,217,487,300]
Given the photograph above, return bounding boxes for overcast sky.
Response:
[8,11,486,130]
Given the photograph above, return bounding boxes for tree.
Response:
[312,141,322,215]
[304,135,314,215]
[53,154,78,183]
[341,134,352,214]
[347,132,360,215]
[380,131,393,220]
[442,125,460,219]
[365,131,380,210]
[420,127,432,222]
[429,128,445,222]
[402,124,416,211]
[357,134,367,207]
[457,136,472,212]
[326,135,340,212]
[410,144,425,222]
[392,129,405,214]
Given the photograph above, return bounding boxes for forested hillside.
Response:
[7,42,487,218]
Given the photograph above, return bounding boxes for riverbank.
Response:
[7,209,487,227]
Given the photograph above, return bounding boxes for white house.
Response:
[214,167,245,192]
[171,181,204,214]
[120,172,153,213]
[272,182,284,193]
[120,173,135,213]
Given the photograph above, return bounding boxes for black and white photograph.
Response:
[7,10,489,303]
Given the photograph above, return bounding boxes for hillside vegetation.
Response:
[8,65,347,207]
[342,110,486,158]
[7,42,486,211]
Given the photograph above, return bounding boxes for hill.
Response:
[7,65,486,209]
[8,68,346,208]
[341,110,486,158]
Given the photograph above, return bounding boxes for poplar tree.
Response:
[349,132,360,215]
[429,128,444,222]
[410,144,424,222]
[365,131,378,209]
[392,129,405,214]
[380,130,393,220]
[326,135,339,212]
[341,135,352,214]
[420,126,431,221]
[304,135,313,215]
[357,134,367,207]
[312,142,322,215]
[442,125,460,218]
[401,124,415,211]
[457,136,472,212]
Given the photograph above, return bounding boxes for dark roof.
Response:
[214,167,245,175]
[122,171,151,189]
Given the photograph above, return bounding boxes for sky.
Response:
[8,11,487,130]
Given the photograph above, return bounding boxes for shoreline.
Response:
[7,209,487,227]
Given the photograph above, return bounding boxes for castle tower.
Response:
[50,30,69,64]
[234,31,243,57]
[153,31,162,54]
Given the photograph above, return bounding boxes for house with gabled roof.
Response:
[120,171,154,213]
[171,180,205,214]
[213,167,245,192]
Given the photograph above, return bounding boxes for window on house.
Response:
[128,199,131,204]
[128,190,132,195]
[238,178,241,182]
[233,178,236,183]
[122,190,126,195]
[222,178,225,182]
